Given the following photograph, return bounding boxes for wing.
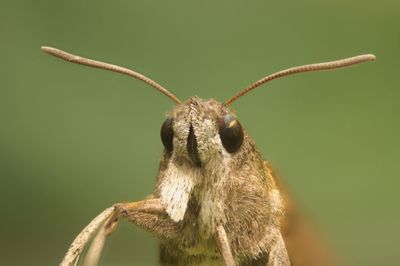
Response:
[264,161,336,266]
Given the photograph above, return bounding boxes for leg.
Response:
[83,216,117,266]
[267,232,290,266]
[116,198,180,239]
[215,225,236,266]
[60,207,115,266]
[60,198,178,266]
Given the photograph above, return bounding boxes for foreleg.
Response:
[60,198,178,266]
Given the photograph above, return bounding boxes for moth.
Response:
[42,46,375,266]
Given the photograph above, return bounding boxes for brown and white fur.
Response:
[153,96,289,265]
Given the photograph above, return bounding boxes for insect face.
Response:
[157,97,252,227]
[162,96,244,170]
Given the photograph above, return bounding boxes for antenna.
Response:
[41,46,181,104]
[225,54,376,106]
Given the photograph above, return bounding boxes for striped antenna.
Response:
[41,46,181,104]
[225,54,376,106]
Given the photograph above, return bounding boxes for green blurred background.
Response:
[0,1,399,265]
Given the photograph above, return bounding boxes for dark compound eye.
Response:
[218,114,244,153]
[161,118,174,152]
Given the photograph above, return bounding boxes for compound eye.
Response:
[218,114,244,153]
[161,118,174,153]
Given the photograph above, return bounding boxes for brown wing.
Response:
[264,161,337,266]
